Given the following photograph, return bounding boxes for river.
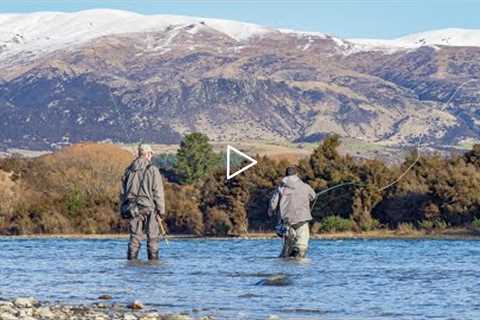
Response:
[0,238,479,319]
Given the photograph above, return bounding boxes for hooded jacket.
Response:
[268,175,315,226]
[120,157,165,215]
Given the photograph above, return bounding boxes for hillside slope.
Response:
[0,10,479,150]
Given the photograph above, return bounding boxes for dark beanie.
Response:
[286,166,297,176]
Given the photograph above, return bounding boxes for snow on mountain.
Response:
[348,28,480,52]
[0,9,272,60]
[1,9,480,61]
[396,28,480,47]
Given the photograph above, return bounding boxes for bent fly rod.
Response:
[310,139,422,213]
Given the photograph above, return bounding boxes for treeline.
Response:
[1,134,480,235]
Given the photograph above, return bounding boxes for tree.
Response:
[174,133,220,184]
[164,184,204,235]
[299,134,358,220]
[465,144,480,167]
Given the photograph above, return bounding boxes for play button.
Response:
[226,145,257,180]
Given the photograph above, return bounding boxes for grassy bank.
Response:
[312,228,480,240]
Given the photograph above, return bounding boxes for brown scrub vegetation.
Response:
[1,136,480,236]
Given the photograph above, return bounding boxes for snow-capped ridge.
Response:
[0,9,273,60]
[348,28,480,52]
[396,28,480,47]
[1,9,480,60]
[0,9,271,41]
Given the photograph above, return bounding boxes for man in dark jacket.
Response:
[120,144,165,260]
[268,166,316,258]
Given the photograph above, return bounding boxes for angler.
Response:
[268,166,316,258]
[120,144,166,261]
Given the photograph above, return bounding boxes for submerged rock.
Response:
[256,274,293,286]
[98,295,113,300]
[128,300,144,310]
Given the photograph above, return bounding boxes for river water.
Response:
[0,238,479,319]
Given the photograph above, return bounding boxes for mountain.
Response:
[0,10,479,150]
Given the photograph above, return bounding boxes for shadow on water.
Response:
[124,260,166,268]
[277,307,331,315]
[238,293,261,299]
[222,271,282,278]
[256,255,312,264]
[282,257,312,265]
[255,273,294,286]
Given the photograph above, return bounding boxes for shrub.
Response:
[204,208,233,236]
[0,170,21,215]
[39,143,133,203]
[359,218,380,232]
[472,218,480,231]
[0,143,133,235]
[396,222,416,234]
[318,216,353,232]
[64,190,87,217]
[152,153,178,182]
[165,184,204,235]
[419,220,434,230]
[433,219,448,230]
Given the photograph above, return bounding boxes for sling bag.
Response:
[120,164,150,219]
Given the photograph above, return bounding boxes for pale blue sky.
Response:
[1,1,479,38]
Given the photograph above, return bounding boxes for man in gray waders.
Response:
[120,144,165,260]
[268,166,315,258]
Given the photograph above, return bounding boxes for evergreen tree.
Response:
[174,133,220,184]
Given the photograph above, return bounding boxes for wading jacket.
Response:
[268,175,315,226]
[120,157,165,216]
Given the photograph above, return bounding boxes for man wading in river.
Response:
[120,144,165,260]
[268,166,315,258]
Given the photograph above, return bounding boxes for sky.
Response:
[0,0,479,39]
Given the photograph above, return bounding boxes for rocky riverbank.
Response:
[0,297,221,320]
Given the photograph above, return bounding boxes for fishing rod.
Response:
[440,79,477,112]
[156,215,170,246]
[91,47,172,244]
[310,181,364,213]
[310,138,422,213]
[309,78,478,214]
